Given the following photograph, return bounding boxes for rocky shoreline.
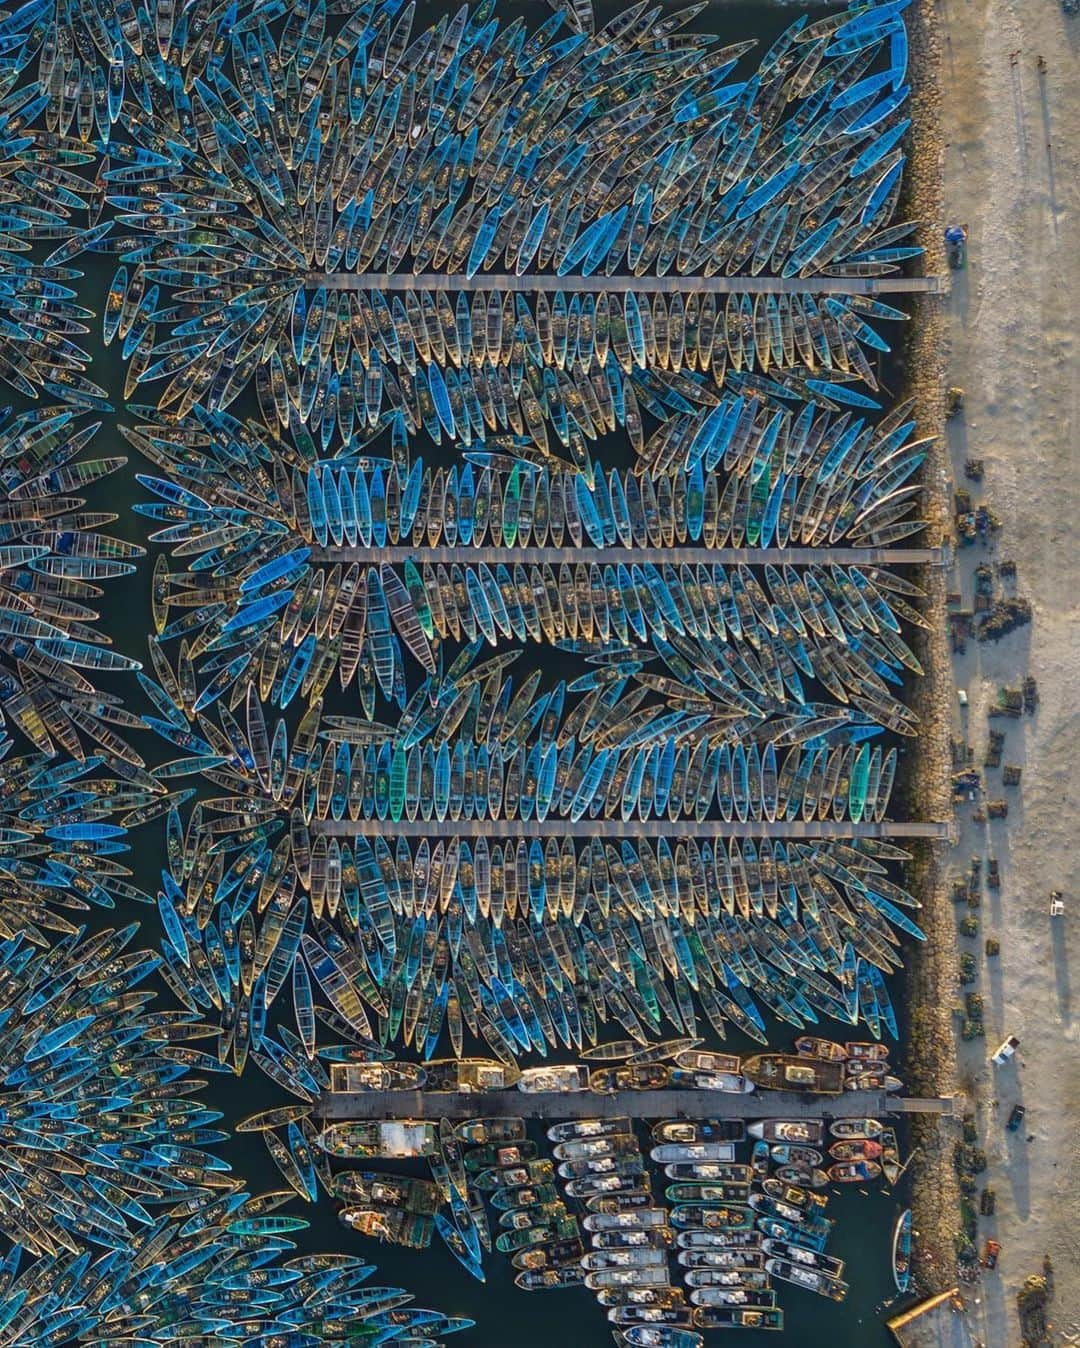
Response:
[901,0,966,1300]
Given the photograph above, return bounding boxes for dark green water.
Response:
[56,1,918,1341]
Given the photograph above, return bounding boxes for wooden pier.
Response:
[314,272,945,297]
[311,545,944,568]
[315,1087,963,1122]
[313,819,950,841]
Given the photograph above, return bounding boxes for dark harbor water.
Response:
[50,0,923,1342]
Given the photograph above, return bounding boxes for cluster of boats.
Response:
[0,91,110,406]
[0,0,924,1075]
[132,393,927,728]
[791,1033,904,1097]
[291,442,923,559]
[320,1037,903,1100]
[0,406,144,757]
[0,0,910,433]
[0,925,466,1344]
[303,1039,916,1333]
[314,1105,913,1339]
[290,410,924,549]
[300,721,904,825]
[154,774,912,1079]
[233,284,904,442]
[0,0,927,1339]
[0,741,167,943]
[34,0,922,431]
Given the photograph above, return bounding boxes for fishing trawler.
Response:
[744,1055,845,1093]
[316,1121,437,1160]
[830,1118,886,1140]
[457,1118,528,1147]
[748,1122,826,1146]
[519,1065,590,1093]
[765,1257,849,1301]
[693,1307,784,1330]
[328,1062,427,1091]
[550,1118,633,1144]
[653,1122,745,1146]
[426,1059,522,1092]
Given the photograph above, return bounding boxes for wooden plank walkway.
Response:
[314,273,944,297]
[314,820,950,841]
[312,546,943,568]
[315,1088,960,1122]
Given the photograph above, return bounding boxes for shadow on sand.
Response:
[1051,911,1071,1026]
[1036,67,1059,219]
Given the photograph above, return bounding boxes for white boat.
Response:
[518,1064,589,1093]
[650,1143,736,1165]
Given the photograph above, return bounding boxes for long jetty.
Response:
[313,819,950,840]
[314,272,945,296]
[315,1088,963,1122]
[311,546,944,567]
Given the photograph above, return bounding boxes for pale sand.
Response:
[936,0,1080,1342]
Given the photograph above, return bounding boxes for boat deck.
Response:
[315,1088,963,1121]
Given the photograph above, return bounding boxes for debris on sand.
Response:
[977,598,1033,641]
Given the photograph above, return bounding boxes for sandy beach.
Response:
[923,0,1080,1340]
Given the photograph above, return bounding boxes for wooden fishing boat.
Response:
[744,1054,844,1093]
[827,1160,882,1183]
[766,1256,849,1300]
[829,1118,885,1140]
[693,1307,784,1330]
[892,1208,913,1292]
[829,1139,884,1163]
[748,1121,825,1146]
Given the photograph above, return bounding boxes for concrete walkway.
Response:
[312,546,944,567]
[314,272,946,295]
[315,1087,963,1121]
[313,819,950,841]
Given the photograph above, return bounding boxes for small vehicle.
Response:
[991,1035,1020,1066]
[1006,1104,1026,1131]
[982,1239,1001,1269]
